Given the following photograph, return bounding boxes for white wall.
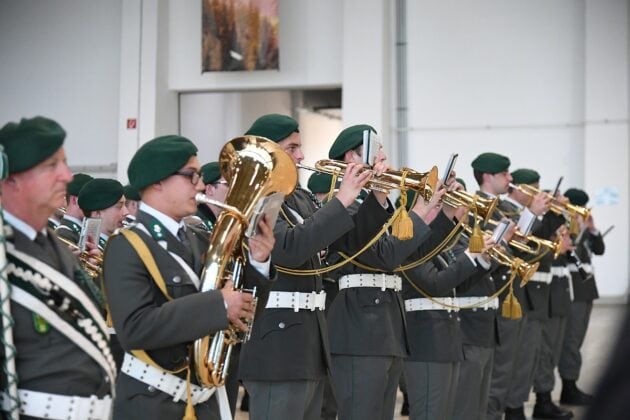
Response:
[169,0,343,91]
[0,0,122,177]
[402,0,628,297]
[179,90,292,165]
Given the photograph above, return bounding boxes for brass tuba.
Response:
[193,135,297,387]
[297,159,439,201]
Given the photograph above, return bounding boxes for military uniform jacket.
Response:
[497,198,551,319]
[402,242,486,362]
[54,215,82,245]
[103,210,273,419]
[326,204,436,358]
[195,204,217,232]
[238,189,384,382]
[571,229,605,302]
[0,227,111,398]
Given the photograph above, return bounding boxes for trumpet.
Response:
[485,219,562,259]
[509,183,590,220]
[461,223,540,286]
[297,159,439,201]
[55,235,102,278]
[443,191,498,224]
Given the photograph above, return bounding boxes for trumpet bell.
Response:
[517,260,540,287]
[446,191,498,224]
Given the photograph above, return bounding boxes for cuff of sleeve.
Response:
[248,252,271,278]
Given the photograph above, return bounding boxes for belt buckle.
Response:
[381,274,387,291]
[444,297,453,312]
[309,291,317,311]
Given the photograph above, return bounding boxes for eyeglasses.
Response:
[212,180,229,186]
[174,170,201,185]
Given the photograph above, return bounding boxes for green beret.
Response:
[78,178,124,213]
[307,172,336,194]
[510,168,540,185]
[67,173,94,196]
[0,116,66,174]
[244,114,299,142]
[329,124,377,160]
[455,177,467,190]
[201,161,221,185]
[564,188,589,206]
[123,184,141,201]
[127,135,198,190]
[471,152,511,174]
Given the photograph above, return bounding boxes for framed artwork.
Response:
[202,0,279,72]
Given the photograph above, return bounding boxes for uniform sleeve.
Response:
[403,253,479,296]
[272,197,354,268]
[103,234,229,351]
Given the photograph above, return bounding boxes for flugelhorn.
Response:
[509,183,590,220]
[193,135,297,388]
[485,218,562,259]
[297,159,439,201]
[443,191,498,224]
[55,235,102,278]
[461,223,540,286]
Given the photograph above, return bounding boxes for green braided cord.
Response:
[0,212,20,419]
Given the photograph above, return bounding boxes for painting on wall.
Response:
[202,0,279,72]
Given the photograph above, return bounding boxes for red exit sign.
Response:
[126,118,137,129]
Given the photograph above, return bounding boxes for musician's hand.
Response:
[558,231,574,254]
[336,163,371,207]
[372,161,390,177]
[503,221,517,243]
[221,281,255,332]
[248,215,275,263]
[442,203,466,222]
[412,188,446,223]
[479,235,496,263]
[86,246,103,266]
[529,192,551,216]
[584,214,597,233]
[444,170,457,188]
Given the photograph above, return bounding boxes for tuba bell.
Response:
[193,135,297,388]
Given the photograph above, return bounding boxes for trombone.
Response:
[509,183,590,220]
[297,159,439,201]
[55,235,103,278]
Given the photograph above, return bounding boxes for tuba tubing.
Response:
[193,135,297,388]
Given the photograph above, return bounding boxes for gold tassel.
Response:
[501,273,522,320]
[182,367,197,420]
[468,196,484,253]
[392,183,414,240]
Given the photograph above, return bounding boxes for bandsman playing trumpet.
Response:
[239,114,381,420]
[194,161,225,233]
[103,135,276,419]
[325,124,454,420]
[77,178,129,252]
[558,188,605,406]
[0,116,115,419]
[54,172,93,245]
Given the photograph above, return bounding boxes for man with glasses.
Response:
[103,135,276,419]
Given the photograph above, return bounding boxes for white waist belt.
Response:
[455,296,499,311]
[0,389,111,420]
[551,266,571,279]
[405,297,459,312]
[265,291,326,312]
[338,273,402,292]
[530,272,553,284]
[567,263,593,274]
[121,353,215,405]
